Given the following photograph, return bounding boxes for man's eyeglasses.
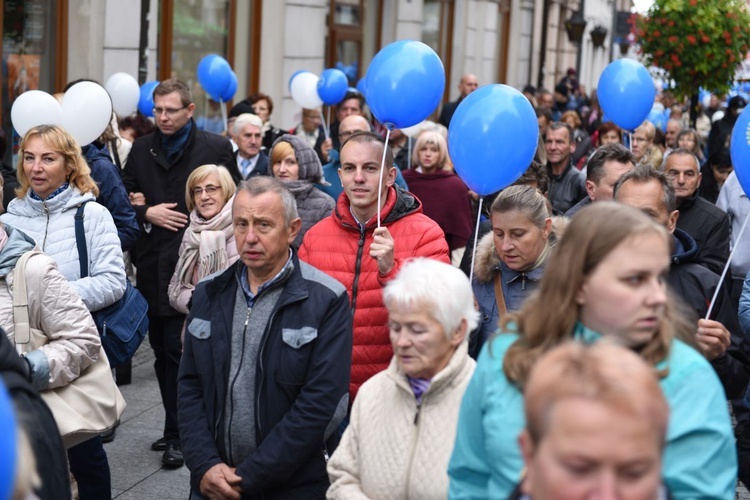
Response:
[153,106,188,117]
[193,185,221,197]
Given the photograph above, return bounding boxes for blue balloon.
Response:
[365,40,445,128]
[220,71,238,102]
[356,77,367,99]
[138,81,160,117]
[317,69,349,105]
[598,59,655,131]
[197,54,233,101]
[730,106,750,196]
[647,108,667,131]
[0,380,16,500]
[289,70,308,92]
[449,84,538,196]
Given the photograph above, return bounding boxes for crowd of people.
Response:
[2,68,750,500]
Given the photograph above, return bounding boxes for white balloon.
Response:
[62,82,113,146]
[11,90,64,137]
[105,72,140,117]
[401,121,424,138]
[290,72,323,109]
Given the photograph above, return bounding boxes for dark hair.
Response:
[64,78,99,92]
[0,128,7,157]
[653,128,666,148]
[547,122,573,142]
[587,144,635,184]
[523,84,537,95]
[154,79,192,106]
[596,122,622,145]
[515,161,549,195]
[341,90,364,109]
[248,92,274,114]
[535,107,553,123]
[341,131,393,168]
[613,163,676,212]
[118,114,156,139]
[708,149,732,169]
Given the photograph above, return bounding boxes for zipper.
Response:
[226,308,252,464]
[42,201,50,250]
[350,226,366,313]
[255,307,278,441]
[404,394,428,499]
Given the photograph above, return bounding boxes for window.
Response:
[328,0,364,85]
[422,0,454,107]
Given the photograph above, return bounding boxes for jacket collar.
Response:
[671,227,699,265]
[333,186,422,231]
[677,190,699,211]
[10,186,95,217]
[386,341,472,400]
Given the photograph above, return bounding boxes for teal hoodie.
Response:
[448,324,736,499]
[0,224,37,277]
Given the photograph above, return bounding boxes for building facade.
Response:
[0,0,632,142]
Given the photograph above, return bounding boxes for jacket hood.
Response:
[672,227,699,265]
[272,134,325,184]
[0,224,37,276]
[7,185,96,218]
[81,141,111,164]
[334,186,422,230]
[473,232,500,283]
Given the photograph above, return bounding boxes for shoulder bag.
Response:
[75,202,149,366]
[12,250,126,448]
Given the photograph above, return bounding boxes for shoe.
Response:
[162,443,184,468]
[151,437,167,451]
[101,419,120,443]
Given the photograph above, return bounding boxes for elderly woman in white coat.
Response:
[326,258,478,499]
[0,124,126,499]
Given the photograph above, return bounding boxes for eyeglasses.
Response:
[153,106,187,117]
[193,185,221,197]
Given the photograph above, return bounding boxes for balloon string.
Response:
[220,99,228,134]
[320,109,330,140]
[627,131,632,153]
[706,210,750,318]
[407,137,412,170]
[469,197,484,284]
[377,126,392,228]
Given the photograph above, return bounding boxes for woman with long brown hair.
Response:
[448,202,735,499]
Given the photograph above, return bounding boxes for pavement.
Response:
[104,344,191,499]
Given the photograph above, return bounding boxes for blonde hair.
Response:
[501,202,678,387]
[412,131,449,171]
[185,164,237,212]
[525,342,669,445]
[16,125,99,198]
[270,140,295,167]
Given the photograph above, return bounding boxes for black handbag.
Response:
[74,202,149,366]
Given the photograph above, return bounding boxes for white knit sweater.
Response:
[327,342,475,500]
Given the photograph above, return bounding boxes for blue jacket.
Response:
[177,255,352,499]
[448,325,737,499]
[318,149,408,199]
[82,142,140,252]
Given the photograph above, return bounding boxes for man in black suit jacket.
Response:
[234,113,270,179]
[438,74,478,128]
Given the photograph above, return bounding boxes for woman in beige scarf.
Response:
[168,164,238,314]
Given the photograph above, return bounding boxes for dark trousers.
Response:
[149,314,185,444]
[68,435,111,499]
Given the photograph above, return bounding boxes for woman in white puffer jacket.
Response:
[1,124,126,311]
[0,124,125,500]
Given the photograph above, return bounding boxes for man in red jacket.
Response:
[299,132,449,402]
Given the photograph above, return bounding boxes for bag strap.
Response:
[74,202,91,278]
[493,272,508,317]
[12,251,41,345]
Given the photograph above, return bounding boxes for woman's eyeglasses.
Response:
[193,185,220,197]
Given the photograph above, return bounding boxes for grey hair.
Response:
[236,176,299,227]
[383,258,480,338]
[664,147,700,173]
[490,184,550,230]
[613,163,677,212]
[233,113,264,136]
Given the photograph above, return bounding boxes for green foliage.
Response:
[636,0,750,98]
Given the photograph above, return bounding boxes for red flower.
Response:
[687,35,696,45]
[668,35,679,43]
[689,0,697,5]
[724,31,731,38]
[702,35,710,43]
[653,30,662,37]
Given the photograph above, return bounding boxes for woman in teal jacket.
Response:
[448,202,736,499]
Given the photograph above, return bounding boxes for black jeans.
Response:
[148,314,185,444]
[68,435,111,499]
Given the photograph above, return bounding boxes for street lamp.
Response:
[565,9,587,44]
[591,25,608,48]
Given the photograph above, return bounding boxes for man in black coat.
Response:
[233,113,269,179]
[438,74,478,128]
[122,79,236,468]
[664,148,730,276]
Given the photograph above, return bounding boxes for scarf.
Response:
[408,376,431,403]
[169,195,235,304]
[161,120,193,162]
